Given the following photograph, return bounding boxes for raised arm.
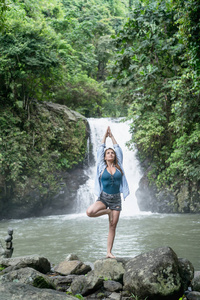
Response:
[108,126,123,163]
[97,127,109,165]
[107,126,117,145]
[101,127,109,144]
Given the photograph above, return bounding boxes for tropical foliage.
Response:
[108,0,200,192]
[0,0,129,117]
[0,0,129,204]
[0,0,199,208]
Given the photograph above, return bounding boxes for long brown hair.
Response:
[104,148,123,175]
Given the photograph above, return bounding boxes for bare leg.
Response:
[86,201,111,218]
[106,210,120,259]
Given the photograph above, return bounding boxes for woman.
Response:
[86,126,130,258]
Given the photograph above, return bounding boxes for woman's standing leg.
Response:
[106,210,120,258]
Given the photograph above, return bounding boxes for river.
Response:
[0,118,199,270]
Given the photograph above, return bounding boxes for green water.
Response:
[0,213,199,270]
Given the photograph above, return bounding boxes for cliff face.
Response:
[0,102,89,220]
[136,167,200,213]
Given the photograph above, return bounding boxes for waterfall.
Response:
[76,118,142,216]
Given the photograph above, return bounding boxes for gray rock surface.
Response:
[93,258,125,281]
[0,255,51,274]
[192,271,200,292]
[136,168,200,213]
[0,267,55,289]
[178,257,194,291]
[103,280,123,292]
[187,291,200,300]
[54,260,91,276]
[70,273,103,296]
[43,102,86,122]
[0,281,75,300]
[108,292,121,300]
[123,247,185,300]
[49,275,77,292]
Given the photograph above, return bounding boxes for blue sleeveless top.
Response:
[101,168,122,194]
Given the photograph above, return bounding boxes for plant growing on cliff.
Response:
[0,104,88,204]
[0,265,6,272]
[33,276,55,289]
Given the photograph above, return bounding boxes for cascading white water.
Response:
[76,118,142,216]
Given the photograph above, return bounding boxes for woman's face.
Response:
[104,149,116,163]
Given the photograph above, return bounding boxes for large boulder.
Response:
[0,255,51,274]
[50,275,77,292]
[192,271,200,292]
[0,267,55,289]
[93,258,125,282]
[186,291,200,300]
[136,168,200,213]
[43,102,86,122]
[0,281,76,300]
[70,273,103,296]
[123,247,193,300]
[178,258,194,291]
[103,280,123,292]
[136,170,175,213]
[54,260,91,276]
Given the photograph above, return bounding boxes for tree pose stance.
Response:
[86,126,129,258]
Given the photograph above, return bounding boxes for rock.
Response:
[66,254,80,261]
[178,258,194,291]
[0,241,5,257]
[0,281,76,300]
[187,291,200,300]
[93,258,125,282]
[70,258,125,296]
[54,260,91,276]
[135,171,157,212]
[70,272,103,296]
[103,280,123,292]
[177,184,190,213]
[192,271,200,292]
[123,247,186,300]
[136,167,200,213]
[0,250,195,300]
[0,267,55,289]
[43,102,86,122]
[136,171,176,213]
[50,275,77,292]
[108,292,121,300]
[0,255,51,274]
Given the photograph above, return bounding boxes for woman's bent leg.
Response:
[106,210,120,258]
[86,201,111,218]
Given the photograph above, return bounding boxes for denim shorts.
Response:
[97,191,122,211]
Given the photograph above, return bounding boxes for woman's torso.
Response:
[101,168,122,194]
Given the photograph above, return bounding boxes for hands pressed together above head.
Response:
[102,126,117,145]
[107,126,112,138]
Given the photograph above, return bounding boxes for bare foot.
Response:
[106,253,116,259]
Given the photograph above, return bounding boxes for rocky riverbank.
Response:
[0,247,200,300]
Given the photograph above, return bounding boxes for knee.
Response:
[86,208,92,217]
[109,221,117,230]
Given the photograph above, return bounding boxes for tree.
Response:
[108,0,200,190]
[0,0,9,31]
